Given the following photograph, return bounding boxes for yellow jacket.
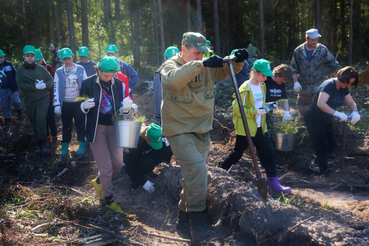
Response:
[232,81,268,137]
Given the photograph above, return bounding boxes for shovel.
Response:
[223,57,268,205]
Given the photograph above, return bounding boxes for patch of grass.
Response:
[278,193,291,205]
[323,201,333,210]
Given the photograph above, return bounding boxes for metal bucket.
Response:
[275,132,296,152]
[114,120,142,148]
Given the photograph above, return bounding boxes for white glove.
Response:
[333,110,348,122]
[256,109,267,115]
[81,98,95,110]
[35,81,46,90]
[294,81,302,93]
[349,111,360,124]
[54,106,61,115]
[36,79,44,83]
[120,97,133,114]
[282,111,291,121]
[142,180,155,193]
[132,104,138,113]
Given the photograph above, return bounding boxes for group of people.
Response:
[0,26,362,243]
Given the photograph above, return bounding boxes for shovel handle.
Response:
[225,61,262,179]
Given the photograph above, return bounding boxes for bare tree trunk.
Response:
[22,0,29,43]
[94,0,102,59]
[213,0,220,54]
[125,0,133,64]
[81,0,89,47]
[139,9,146,74]
[153,0,160,66]
[158,0,165,63]
[49,2,54,42]
[132,7,141,68]
[349,0,353,65]
[115,0,120,19]
[66,0,76,55]
[54,0,61,45]
[315,0,321,31]
[33,0,41,42]
[196,0,203,34]
[187,0,191,31]
[259,0,264,57]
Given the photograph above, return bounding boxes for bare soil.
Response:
[0,79,369,245]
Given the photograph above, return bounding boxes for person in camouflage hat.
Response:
[291,28,341,121]
[160,31,248,243]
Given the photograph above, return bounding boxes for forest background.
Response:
[1,0,369,76]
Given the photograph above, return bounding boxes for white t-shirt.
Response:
[249,82,264,127]
[63,65,79,102]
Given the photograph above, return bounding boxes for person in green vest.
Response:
[202,40,214,58]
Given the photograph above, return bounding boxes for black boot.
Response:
[40,139,50,156]
[34,141,42,155]
[176,210,191,239]
[17,110,23,121]
[189,212,217,243]
[4,119,10,129]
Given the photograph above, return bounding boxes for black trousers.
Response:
[305,109,337,174]
[46,102,57,137]
[125,145,172,186]
[221,128,277,177]
[61,102,86,143]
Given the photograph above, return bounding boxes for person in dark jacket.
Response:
[79,56,136,214]
[16,45,54,155]
[0,49,23,128]
[34,49,58,149]
[124,123,172,193]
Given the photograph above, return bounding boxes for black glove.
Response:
[203,55,224,68]
[234,48,249,63]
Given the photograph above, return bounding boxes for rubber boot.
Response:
[75,141,87,156]
[51,137,58,149]
[176,210,191,239]
[34,141,42,156]
[91,177,104,200]
[40,139,50,155]
[60,142,69,157]
[267,176,291,195]
[189,212,217,243]
[46,136,52,149]
[105,196,125,214]
[4,119,10,129]
[17,110,23,121]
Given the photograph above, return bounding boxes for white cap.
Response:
[306,28,321,39]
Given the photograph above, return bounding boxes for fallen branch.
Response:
[143,229,192,243]
[50,168,68,182]
[213,118,232,132]
[341,179,369,189]
[280,216,314,240]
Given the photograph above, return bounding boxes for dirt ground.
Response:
[0,78,369,245]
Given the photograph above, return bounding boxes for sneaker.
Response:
[142,180,155,193]
[310,162,320,173]
[275,164,285,172]
[91,177,104,200]
[131,181,139,190]
[106,202,125,214]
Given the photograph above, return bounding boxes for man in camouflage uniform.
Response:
[160,32,247,243]
[291,28,341,121]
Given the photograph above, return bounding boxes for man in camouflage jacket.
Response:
[291,28,341,121]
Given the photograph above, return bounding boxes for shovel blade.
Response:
[256,177,268,205]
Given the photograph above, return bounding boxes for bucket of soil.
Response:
[275,122,297,152]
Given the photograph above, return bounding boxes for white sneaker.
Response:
[142,180,155,193]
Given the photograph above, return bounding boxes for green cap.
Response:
[0,49,6,57]
[23,45,36,55]
[252,59,274,76]
[78,46,89,57]
[182,32,209,52]
[106,44,118,54]
[60,48,73,59]
[206,40,211,46]
[230,49,238,56]
[34,49,43,61]
[97,56,119,73]
[147,123,163,150]
[164,46,179,59]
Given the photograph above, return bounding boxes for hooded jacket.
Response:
[79,75,124,143]
[160,54,243,137]
[0,60,18,92]
[232,80,267,137]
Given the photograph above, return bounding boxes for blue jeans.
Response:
[0,88,22,119]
